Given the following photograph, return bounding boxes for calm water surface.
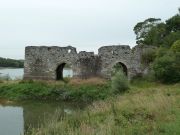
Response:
[0,68,76,135]
[0,68,73,79]
[0,100,83,135]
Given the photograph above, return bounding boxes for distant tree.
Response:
[133,18,161,45]
[166,13,180,33]
[143,23,167,46]
[0,57,24,68]
[134,9,180,48]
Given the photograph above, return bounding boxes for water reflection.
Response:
[0,100,83,135]
[0,68,24,80]
[0,106,24,135]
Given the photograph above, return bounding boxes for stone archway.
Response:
[56,63,73,80]
[112,62,128,76]
[56,63,66,80]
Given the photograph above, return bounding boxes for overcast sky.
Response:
[0,0,179,59]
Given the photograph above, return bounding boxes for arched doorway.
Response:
[56,63,73,80]
[112,62,128,76]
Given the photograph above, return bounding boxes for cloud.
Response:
[0,0,179,58]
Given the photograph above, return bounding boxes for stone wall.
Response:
[24,46,78,80]
[24,45,154,80]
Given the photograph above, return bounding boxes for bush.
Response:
[171,40,180,52]
[141,48,156,66]
[153,51,180,83]
[63,77,71,83]
[111,70,129,93]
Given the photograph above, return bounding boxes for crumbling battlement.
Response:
[24,45,152,80]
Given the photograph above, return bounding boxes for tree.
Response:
[0,57,24,68]
[143,23,167,46]
[134,9,180,48]
[133,18,161,45]
[166,14,180,33]
[162,31,180,48]
[153,51,180,83]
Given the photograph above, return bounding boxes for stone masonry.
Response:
[24,45,152,80]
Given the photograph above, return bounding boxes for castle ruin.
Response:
[24,45,151,80]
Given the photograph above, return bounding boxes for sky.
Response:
[0,0,179,59]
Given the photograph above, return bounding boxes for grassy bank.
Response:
[0,78,111,102]
[27,82,180,135]
[0,78,179,134]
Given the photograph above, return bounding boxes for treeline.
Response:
[0,57,24,68]
[133,8,180,83]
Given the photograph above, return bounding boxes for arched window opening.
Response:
[56,63,73,80]
[112,62,128,76]
[68,49,71,53]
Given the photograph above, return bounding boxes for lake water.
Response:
[0,100,83,135]
[0,68,73,80]
[0,68,75,135]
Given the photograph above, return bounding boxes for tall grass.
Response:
[111,70,129,93]
[27,83,180,135]
[0,78,111,102]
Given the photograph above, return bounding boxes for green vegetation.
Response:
[153,50,180,83]
[0,77,179,135]
[134,9,180,83]
[0,8,179,135]
[0,57,24,68]
[111,70,129,93]
[0,79,111,102]
[26,82,180,135]
[141,48,156,66]
[171,39,180,52]
[133,9,180,47]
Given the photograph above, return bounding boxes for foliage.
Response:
[166,14,180,32]
[143,23,167,46]
[26,83,180,135]
[112,63,123,76]
[111,70,129,93]
[133,18,161,45]
[134,9,180,48]
[153,51,180,83]
[134,9,180,84]
[162,31,180,48]
[0,57,24,68]
[141,48,156,66]
[171,40,180,52]
[0,79,111,102]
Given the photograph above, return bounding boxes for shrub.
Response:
[153,51,180,83]
[63,77,71,83]
[111,70,129,93]
[141,48,156,66]
[156,47,169,57]
[171,40,180,52]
